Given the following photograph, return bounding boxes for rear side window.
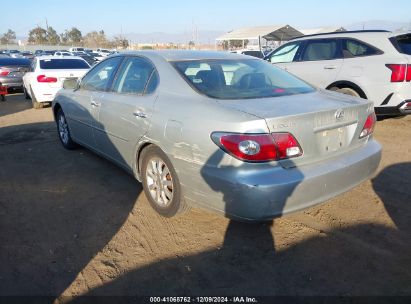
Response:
[40,59,90,69]
[342,39,380,57]
[112,57,156,94]
[268,42,301,63]
[391,34,411,55]
[302,39,339,61]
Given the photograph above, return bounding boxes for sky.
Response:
[1,0,410,37]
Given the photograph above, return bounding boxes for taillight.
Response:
[386,64,406,82]
[359,113,376,139]
[212,132,303,162]
[37,75,58,83]
[407,65,411,82]
[0,70,10,76]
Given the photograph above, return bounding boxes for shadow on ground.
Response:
[0,94,33,117]
[0,122,141,296]
[74,160,411,297]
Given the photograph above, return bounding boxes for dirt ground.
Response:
[0,94,410,301]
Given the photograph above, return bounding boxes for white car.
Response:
[265,30,411,117]
[96,48,111,57]
[23,56,90,109]
[69,47,86,53]
[54,51,72,57]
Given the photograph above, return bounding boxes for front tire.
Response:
[56,109,77,149]
[141,145,187,217]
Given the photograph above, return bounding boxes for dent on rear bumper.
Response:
[178,140,382,221]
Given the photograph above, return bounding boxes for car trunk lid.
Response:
[217,90,374,168]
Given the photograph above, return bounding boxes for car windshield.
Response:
[40,59,90,69]
[172,59,314,99]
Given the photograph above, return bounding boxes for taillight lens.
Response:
[386,64,406,82]
[0,70,10,76]
[359,113,376,139]
[37,75,58,83]
[213,132,303,162]
[407,65,411,82]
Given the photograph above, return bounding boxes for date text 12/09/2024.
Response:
[149,297,258,303]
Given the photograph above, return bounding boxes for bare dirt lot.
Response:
[1,95,411,301]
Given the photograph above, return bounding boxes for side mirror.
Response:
[63,78,80,90]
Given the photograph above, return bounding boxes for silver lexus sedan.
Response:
[52,51,382,221]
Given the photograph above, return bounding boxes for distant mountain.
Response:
[345,20,410,32]
[119,30,225,45]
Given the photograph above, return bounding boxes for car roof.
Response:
[0,57,31,65]
[291,30,411,41]
[116,50,256,61]
[36,55,85,60]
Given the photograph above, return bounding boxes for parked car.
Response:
[34,50,44,56]
[96,48,111,57]
[52,51,381,221]
[23,56,90,108]
[78,54,98,66]
[0,57,31,94]
[21,51,34,60]
[39,50,56,56]
[88,52,105,61]
[265,30,411,117]
[5,50,23,58]
[69,47,86,53]
[230,49,264,59]
[54,51,72,57]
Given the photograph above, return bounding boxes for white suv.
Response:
[265,30,411,117]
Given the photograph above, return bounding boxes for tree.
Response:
[67,27,82,45]
[83,30,110,48]
[47,26,60,45]
[1,29,16,45]
[188,40,195,49]
[221,39,249,50]
[28,26,48,45]
[113,36,129,49]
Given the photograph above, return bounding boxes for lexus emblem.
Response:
[335,109,345,120]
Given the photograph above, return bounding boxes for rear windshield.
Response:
[40,59,90,69]
[0,58,31,66]
[392,34,411,55]
[172,59,314,99]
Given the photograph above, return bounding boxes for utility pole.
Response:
[45,18,49,31]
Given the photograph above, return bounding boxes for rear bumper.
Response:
[375,100,411,116]
[31,85,60,103]
[182,140,382,221]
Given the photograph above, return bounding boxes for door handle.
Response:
[90,100,101,107]
[324,65,337,70]
[133,111,147,118]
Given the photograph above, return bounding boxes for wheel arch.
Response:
[326,80,368,99]
[134,142,154,181]
[53,103,62,121]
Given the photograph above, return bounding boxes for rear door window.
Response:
[267,42,301,63]
[112,57,156,94]
[301,39,340,61]
[40,59,90,69]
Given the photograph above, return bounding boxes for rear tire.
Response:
[30,87,43,109]
[24,86,31,100]
[56,109,77,149]
[329,86,360,97]
[141,145,188,217]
